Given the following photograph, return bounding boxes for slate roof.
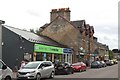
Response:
[4,25,66,47]
[41,20,85,29]
[70,20,85,28]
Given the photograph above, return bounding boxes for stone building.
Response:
[40,8,95,63]
[112,49,120,60]
[93,37,109,61]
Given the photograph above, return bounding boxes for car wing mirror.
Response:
[41,66,45,69]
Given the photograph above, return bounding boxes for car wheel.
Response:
[72,70,74,74]
[79,69,82,72]
[36,74,41,80]
[84,68,86,71]
[66,70,71,75]
[5,76,11,80]
[50,71,54,78]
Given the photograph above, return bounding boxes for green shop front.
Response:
[34,44,73,63]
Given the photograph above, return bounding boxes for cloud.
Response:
[0,0,118,50]
[94,29,118,50]
[103,36,110,41]
[26,10,40,17]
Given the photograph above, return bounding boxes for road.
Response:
[54,64,118,78]
[13,64,118,80]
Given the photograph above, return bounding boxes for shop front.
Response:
[34,44,72,63]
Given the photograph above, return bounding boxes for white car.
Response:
[0,59,13,80]
[17,61,55,80]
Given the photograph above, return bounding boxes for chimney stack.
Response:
[50,8,71,22]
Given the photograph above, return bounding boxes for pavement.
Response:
[13,71,17,79]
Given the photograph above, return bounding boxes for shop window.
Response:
[36,53,44,61]
[46,54,52,61]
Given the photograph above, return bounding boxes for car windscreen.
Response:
[22,62,41,69]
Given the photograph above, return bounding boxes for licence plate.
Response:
[58,67,63,69]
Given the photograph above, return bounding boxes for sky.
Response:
[0,0,119,50]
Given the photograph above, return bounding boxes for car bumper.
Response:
[73,68,81,72]
[17,73,36,79]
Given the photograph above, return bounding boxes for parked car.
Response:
[110,60,114,65]
[0,59,13,80]
[55,62,74,75]
[17,61,55,80]
[72,62,86,72]
[104,60,112,66]
[91,61,102,68]
[113,59,118,64]
[100,61,107,67]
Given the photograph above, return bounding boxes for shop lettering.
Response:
[50,48,59,51]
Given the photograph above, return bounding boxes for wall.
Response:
[41,16,80,52]
[41,16,80,62]
[2,26,33,70]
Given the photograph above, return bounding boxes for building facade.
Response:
[93,37,109,61]
[0,24,72,70]
[41,8,95,63]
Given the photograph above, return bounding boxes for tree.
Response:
[30,29,35,33]
[35,29,40,35]
[109,50,114,60]
[29,28,42,36]
[112,49,118,53]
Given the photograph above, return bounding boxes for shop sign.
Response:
[34,44,63,54]
[80,53,84,55]
[63,48,72,54]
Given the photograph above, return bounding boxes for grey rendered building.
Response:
[0,23,72,70]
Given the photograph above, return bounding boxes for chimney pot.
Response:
[51,9,57,12]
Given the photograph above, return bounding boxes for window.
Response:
[0,62,3,69]
[45,62,52,67]
[38,63,45,69]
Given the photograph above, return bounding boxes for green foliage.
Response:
[109,50,114,60]
[30,28,41,36]
[30,29,35,33]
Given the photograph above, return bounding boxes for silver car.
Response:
[17,61,55,80]
[0,59,13,80]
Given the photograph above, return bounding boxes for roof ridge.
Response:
[71,20,85,22]
[4,25,33,33]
